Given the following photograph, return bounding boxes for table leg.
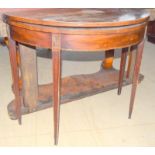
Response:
[8,35,22,124]
[102,50,114,69]
[118,48,128,95]
[126,46,136,79]
[126,45,137,81]
[52,34,61,145]
[128,40,144,119]
[19,45,38,112]
[126,47,132,79]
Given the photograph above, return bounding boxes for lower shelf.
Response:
[8,68,144,120]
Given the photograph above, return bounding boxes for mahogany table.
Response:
[3,9,149,145]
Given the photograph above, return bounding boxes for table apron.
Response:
[10,25,146,51]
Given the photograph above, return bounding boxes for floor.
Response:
[0,41,155,146]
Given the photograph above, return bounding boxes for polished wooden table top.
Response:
[3,9,149,51]
[3,8,149,27]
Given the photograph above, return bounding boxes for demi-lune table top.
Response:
[3,8,149,28]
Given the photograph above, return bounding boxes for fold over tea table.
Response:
[3,9,149,144]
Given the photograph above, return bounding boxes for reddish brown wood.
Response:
[3,9,149,28]
[126,47,132,79]
[7,69,144,120]
[126,45,138,79]
[61,30,145,51]
[127,45,137,81]
[52,33,61,145]
[128,40,144,119]
[8,20,147,35]
[9,23,146,51]
[118,48,128,95]
[7,26,22,124]
[19,45,38,110]
[102,50,114,69]
[10,26,51,48]
[3,9,149,145]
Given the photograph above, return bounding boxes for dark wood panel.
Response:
[11,26,51,48]
[61,30,145,51]
[9,23,146,51]
[19,44,38,111]
[7,69,144,120]
[3,9,149,28]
